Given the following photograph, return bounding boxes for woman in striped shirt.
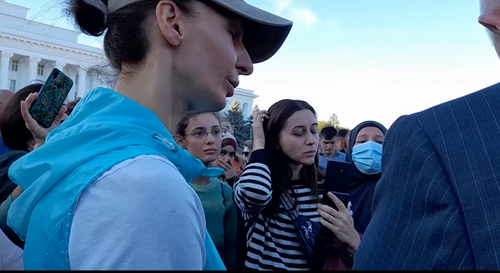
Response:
[234,99,361,270]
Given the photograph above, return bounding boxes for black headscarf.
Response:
[346,120,387,234]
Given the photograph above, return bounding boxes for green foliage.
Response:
[318,113,349,133]
[226,100,251,149]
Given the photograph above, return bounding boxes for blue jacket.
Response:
[7,87,226,270]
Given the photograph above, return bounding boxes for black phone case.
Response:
[29,68,73,128]
[321,161,353,239]
[323,161,352,210]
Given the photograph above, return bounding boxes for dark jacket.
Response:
[354,83,500,270]
[0,149,28,249]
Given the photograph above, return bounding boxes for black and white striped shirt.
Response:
[233,149,322,271]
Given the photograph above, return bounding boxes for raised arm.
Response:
[233,110,272,220]
[233,149,272,218]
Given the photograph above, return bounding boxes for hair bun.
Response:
[67,0,108,37]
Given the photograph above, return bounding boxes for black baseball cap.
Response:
[84,0,293,63]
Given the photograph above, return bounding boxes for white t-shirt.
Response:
[0,228,23,270]
[68,155,206,270]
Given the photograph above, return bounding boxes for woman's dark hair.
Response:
[337,128,349,138]
[66,0,196,72]
[0,84,42,151]
[263,99,320,215]
[176,111,220,136]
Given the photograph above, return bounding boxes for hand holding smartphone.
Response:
[321,161,352,239]
[28,68,74,128]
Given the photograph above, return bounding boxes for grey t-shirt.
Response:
[69,155,207,270]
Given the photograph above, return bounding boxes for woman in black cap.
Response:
[6,0,292,270]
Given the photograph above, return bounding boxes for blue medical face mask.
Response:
[351,141,383,175]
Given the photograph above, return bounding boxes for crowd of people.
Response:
[0,0,500,270]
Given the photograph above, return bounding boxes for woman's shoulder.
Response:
[95,155,193,198]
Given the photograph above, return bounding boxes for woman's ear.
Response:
[174,134,187,149]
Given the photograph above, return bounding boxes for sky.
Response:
[6,0,500,129]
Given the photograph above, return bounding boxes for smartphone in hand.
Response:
[322,161,352,211]
[321,161,352,239]
[28,68,73,128]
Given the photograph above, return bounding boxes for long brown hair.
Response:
[263,99,320,215]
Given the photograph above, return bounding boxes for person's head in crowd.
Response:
[68,0,292,129]
[335,128,349,154]
[234,153,246,174]
[319,126,337,157]
[345,130,351,154]
[0,84,68,152]
[220,132,237,163]
[175,111,222,166]
[479,0,500,57]
[346,121,387,176]
[0,90,15,116]
[243,139,253,163]
[220,120,234,135]
[263,99,319,212]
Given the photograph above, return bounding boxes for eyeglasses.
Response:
[186,129,225,140]
[243,152,250,157]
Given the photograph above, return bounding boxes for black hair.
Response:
[0,84,42,150]
[337,128,349,138]
[320,126,337,140]
[66,0,196,72]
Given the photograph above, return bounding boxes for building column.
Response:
[77,66,87,98]
[28,56,41,84]
[54,61,66,73]
[0,51,12,90]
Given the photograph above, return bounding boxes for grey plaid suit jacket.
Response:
[353,82,500,270]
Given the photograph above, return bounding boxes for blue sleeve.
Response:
[353,115,473,270]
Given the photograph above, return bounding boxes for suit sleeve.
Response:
[353,114,472,270]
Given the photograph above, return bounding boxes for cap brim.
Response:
[211,0,293,64]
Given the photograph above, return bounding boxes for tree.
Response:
[329,113,340,127]
[318,113,349,133]
[252,104,260,113]
[226,100,251,149]
[246,104,260,140]
[318,120,334,133]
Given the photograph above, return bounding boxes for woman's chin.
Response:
[193,97,226,113]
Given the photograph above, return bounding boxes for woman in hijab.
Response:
[346,121,387,234]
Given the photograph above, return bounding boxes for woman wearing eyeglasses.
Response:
[175,112,238,270]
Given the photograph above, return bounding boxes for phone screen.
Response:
[29,68,74,128]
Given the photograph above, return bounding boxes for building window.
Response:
[10,60,18,72]
[243,103,248,114]
[37,64,44,76]
[9,80,16,91]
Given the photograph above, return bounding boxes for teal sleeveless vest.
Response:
[7,88,226,270]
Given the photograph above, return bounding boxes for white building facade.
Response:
[223,88,258,118]
[0,0,107,101]
[0,0,258,108]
